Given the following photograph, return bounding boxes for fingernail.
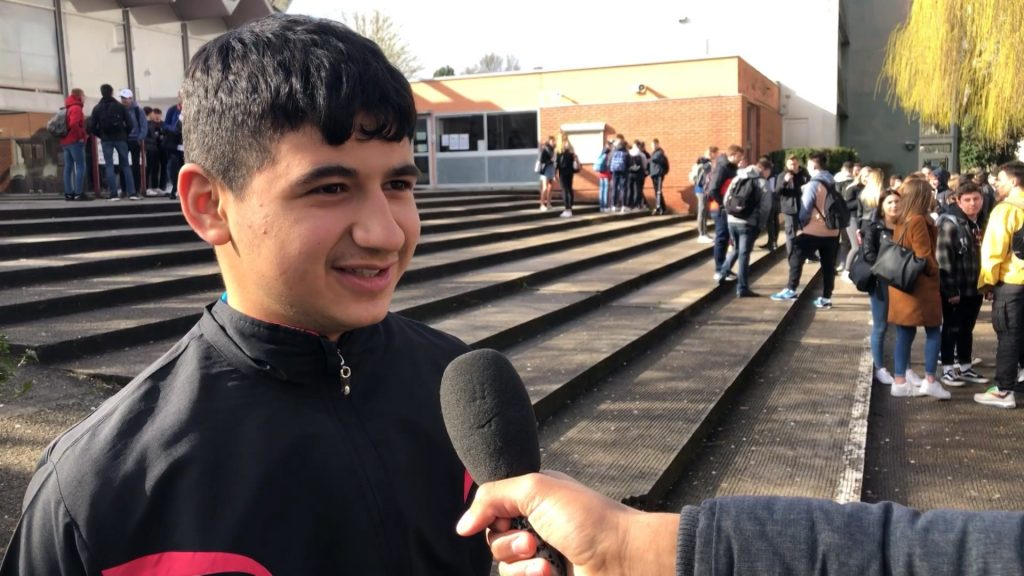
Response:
[511,534,531,555]
[455,513,470,534]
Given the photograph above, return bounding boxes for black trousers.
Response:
[651,175,664,210]
[765,204,780,248]
[992,283,1024,392]
[787,234,839,298]
[783,213,799,254]
[558,171,574,210]
[146,147,162,191]
[940,294,983,366]
[119,140,142,196]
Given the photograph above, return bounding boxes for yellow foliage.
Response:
[880,0,1024,142]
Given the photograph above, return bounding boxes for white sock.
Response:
[942,365,954,374]
[960,363,972,372]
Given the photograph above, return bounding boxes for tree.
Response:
[959,119,1023,170]
[880,0,1024,142]
[344,10,422,78]
[433,65,455,78]
[462,53,521,75]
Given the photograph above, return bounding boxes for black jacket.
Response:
[860,214,894,299]
[777,168,810,215]
[649,148,669,177]
[89,97,131,141]
[705,154,738,204]
[1,301,491,575]
[936,203,983,299]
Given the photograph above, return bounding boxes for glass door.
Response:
[414,115,430,186]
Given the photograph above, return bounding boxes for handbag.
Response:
[572,155,581,173]
[534,160,543,174]
[848,245,876,293]
[871,228,926,293]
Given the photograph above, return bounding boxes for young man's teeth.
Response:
[349,268,378,278]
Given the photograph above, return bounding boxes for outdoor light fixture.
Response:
[635,83,647,95]
[904,141,917,151]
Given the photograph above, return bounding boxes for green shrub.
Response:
[767,147,859,174]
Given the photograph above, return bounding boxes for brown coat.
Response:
[888,214,942,327]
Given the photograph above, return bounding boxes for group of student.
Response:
[536,133,670,216]
[692,144,1024,410]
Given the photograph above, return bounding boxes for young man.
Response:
[120,88,148,198]
[975,161,1024,409]
[144,107,165,195]
[776,155,811,254]
[771,152,839,309]
[706,145,744,278]
[1,15,490,574]
[89,83,136,201]
[692,146,717,242]
[717,158,773,297]
[936,182,989,387]
[648,138,669,215]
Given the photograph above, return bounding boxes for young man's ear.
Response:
[178,163,232,246]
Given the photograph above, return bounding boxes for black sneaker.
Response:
[737,290,760,298]
[957,368,989,385]
[941,368,966,387]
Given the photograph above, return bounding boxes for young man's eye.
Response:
[386,180,415,192]
[313,183,346,195]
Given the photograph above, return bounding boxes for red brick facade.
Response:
[541,96,782,214]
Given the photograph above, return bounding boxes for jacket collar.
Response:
[201,300,382,389]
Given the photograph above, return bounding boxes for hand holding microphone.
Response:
[441,350,679,576]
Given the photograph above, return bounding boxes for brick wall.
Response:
[541,96,746,214]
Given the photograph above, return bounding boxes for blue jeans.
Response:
[62,141,86,198]
[720,222,756,293]
[611,172,628,209]
[869,288,888,369]
[713,207,729,269]
[894,325,940,378]
[598,176,610,210]
[101,140,136,198]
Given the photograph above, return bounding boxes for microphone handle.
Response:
[511,516,567,576]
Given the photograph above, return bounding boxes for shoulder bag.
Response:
[871,225,926,293]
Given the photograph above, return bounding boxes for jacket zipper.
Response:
[337,349,353,396]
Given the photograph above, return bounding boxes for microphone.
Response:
[440,349,567,576]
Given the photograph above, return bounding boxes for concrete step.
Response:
[11,216,686,362]
[0,212,187,237]
[535,250,814,507]
[659,275,868,511]
[55,225,697,381]
[0,200,183,220]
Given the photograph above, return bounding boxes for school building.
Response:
[410,57,782,214]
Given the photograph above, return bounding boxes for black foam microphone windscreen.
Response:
[441,348,566,576]
[440,348,540,484]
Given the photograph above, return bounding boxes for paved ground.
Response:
[0,363,112,548]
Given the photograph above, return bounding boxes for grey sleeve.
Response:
[676,496,1024,576]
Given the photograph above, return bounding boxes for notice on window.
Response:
[458,134,469,150]
[441,134,450,147]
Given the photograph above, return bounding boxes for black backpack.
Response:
[95,102,126,137]
[628,153,644,174]
[813,178,851,230]
[724,177,760,219]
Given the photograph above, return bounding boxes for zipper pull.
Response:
[338,350,352,396]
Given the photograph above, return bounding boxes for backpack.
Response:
[812,178,851,230]
[610,149,628,173]
[724,177,761,219]
[594,150,609,173]
[628,153,644,173]
[95,102,126,137]
[46,108,69,138]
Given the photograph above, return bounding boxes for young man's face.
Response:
[957,192,984,219]
[218,125,420,340]
[995,170,1017,200]
[786,158,799,172]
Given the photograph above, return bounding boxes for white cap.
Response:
[119,88,133,99]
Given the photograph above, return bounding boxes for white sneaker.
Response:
[918,379,951,400]
[696,235,713,244]
[559,209,572,218]
[874,367,894,385]
[891,382,914,397]
[905,369,924,387]
[539,204,549,212]
[974,387,1016,409]
[712,272,723,282]
[108,196,121,202]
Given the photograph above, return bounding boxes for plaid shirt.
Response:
[936,205,982,298]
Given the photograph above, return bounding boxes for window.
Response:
[437,115,484,152]
[63,10,129,98]
[0,1,60,92]
[131,14,184,101]
[487,112,537,151]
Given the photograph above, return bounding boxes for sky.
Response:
[287,0,721,78]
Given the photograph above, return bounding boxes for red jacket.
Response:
[59,94,86,146]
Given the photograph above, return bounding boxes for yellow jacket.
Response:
[978,190,1024,289]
